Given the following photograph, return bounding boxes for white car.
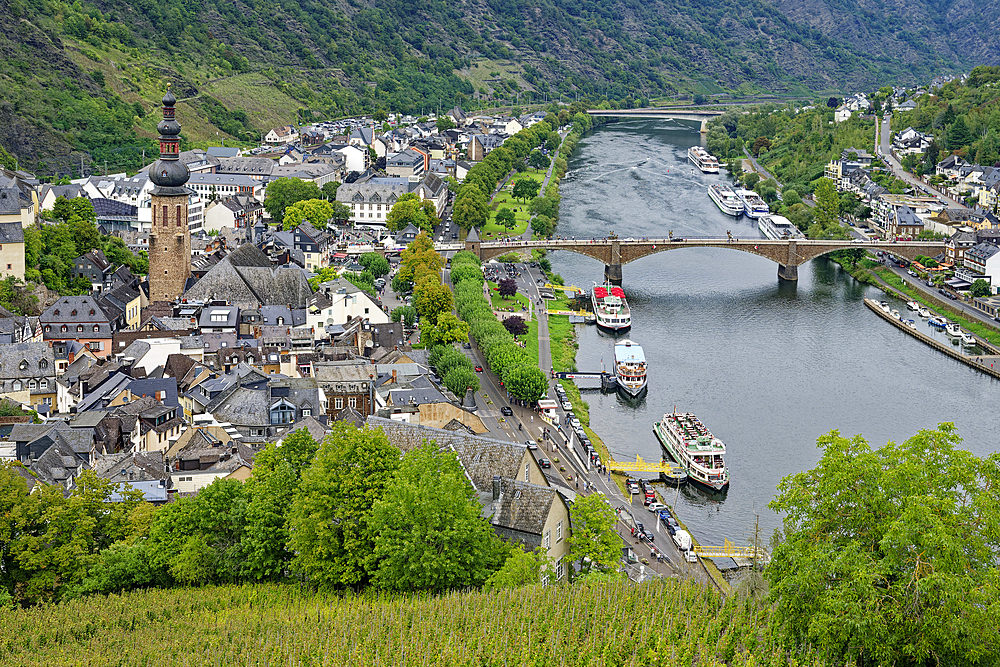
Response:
[647,502,668,513]
[561,401,572,410]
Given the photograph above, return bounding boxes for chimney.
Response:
[492,475,501,501]
[391,369,397,383]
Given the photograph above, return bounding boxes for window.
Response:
[38,359,47,369]
[525,463,530,481]
[250,428,265,437]
[11,381,21,391]
[302,409,311,417]
[45,326,50,333]
[19,360,27,371]
[543,530,551,549]
[556,521,563,543]
[556,558,564,581]
[40,380,47,390]
[61,325,67,333]
[28,380,36,390]
[93,325,99,332]
[348,397,357,409]
[335,397,343,410]
[77,325,83,332]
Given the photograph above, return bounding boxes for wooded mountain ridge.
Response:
[0,0,997,175]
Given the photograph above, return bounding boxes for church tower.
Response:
[148,86,191,302]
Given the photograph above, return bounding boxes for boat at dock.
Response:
[918,307,930,318]
[591,283,631,332]
[734,188,769,219]
[757,214,805,240]
[961,333,977,347]
[928,316,948,328]
[945,322,962,337]
[688,146,720,173]
[653,411,729,491]
[613,339,647,398]
[906,301,920,311]
[708,183,744,217]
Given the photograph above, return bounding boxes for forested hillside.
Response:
[1,0,997,176]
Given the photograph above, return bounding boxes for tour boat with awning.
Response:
[591,283,631,332]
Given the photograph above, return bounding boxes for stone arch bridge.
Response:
[463,237,945,283]
[587,108,724,133]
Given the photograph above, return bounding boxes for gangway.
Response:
[606,455,683,475]
[544,283,586,297]
[693,539,769,563]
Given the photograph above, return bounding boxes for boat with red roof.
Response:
[591,282,631,331]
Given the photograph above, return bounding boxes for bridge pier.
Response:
[777,264,798,281]
[604,263,623,285]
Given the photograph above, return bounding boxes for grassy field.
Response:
[525,318,539,364]
[202,72,302,131]
[0,580,819,666]
[480,170,547,239]
[486,281,531,312]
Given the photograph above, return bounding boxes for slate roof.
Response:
[493,478,558,536]
[91,450,168,482]
[0,221,24,243]
[366,416,528,491]
[965,243,1000,263]
[0,341,55,382]
[184,244,312,308]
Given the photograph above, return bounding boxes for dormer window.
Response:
[93,325,99,332]
[39,359,47,369]
[19,360,28,371]
[89,310,95,316]
[45,326,51,333]
[77,325,83,333]
[71,310,77,316]
[54,309,59,316]
[61,325,67,333]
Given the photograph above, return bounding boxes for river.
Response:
[549,120,1000,549]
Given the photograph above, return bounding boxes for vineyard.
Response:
[0,579,822,666]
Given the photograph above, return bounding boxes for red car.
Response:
[474,365,483,372]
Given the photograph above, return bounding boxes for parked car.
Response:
[474,365,483,372]
[526,440,538,450]
[647,502,668,513]
[539,458,551,469]
[500,406,513,416]
[462,342,471,349]
[561,401,572,410]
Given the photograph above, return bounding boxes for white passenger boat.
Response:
[757,214,805,240]
[591,283,631,332]
[654,411,729,491]
[734,188,770,219]
[614,339,647,398]
[890,309,900,319]
[708,183,744,216]
[928,317,948,328]
[687,146,720,173]
[961,333,977,347]
[918,307,930,318]
[945,323,962,337]
[906,301,920,311]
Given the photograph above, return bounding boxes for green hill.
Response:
[0,580,822,666]
[1,0,997,176]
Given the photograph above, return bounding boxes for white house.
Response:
[310,279,389,337]
[265,126,298,145]
[834,106,853,123]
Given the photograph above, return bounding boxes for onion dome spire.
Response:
[150,84,190,194]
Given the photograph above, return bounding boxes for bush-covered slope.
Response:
[1,0,996,176]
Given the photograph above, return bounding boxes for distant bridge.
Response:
[465,236,945,283]
[587,108,725,133]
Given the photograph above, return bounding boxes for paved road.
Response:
[877,114,967,209]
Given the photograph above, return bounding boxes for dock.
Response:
[864,299,1000,380]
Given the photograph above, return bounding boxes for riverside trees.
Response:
[766,423,1000,666]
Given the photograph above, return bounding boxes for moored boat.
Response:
[945,322,963,337]
[961,333,977,347]
[890,309,900,319]
[734,188,770,219]
[614,339,647,398]
[906,301,920,311]
[757,214,805,240]
[591,283,631,331]
[653,411,729,491]
[928,316,948,328]
[918,307,930,318]
[687,146,720,173]
[708,183,744,217]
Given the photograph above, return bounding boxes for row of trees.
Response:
[1,421,625,606]
[428,344,479,397]
[451,251,547,402]
[387,233,468,346]
[452,120,555,231]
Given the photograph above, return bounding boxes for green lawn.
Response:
[525,318,538,364]
[486,281,531,313]
[479,170,546,239]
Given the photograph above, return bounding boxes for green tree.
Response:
[51,196,95,224]
[947,116,975,150]
[813,177,840,230]
[453,184,490,230]
[420,312,469,346]
[414,276,453,322]
[970,278,991,297]
[321,181,341,200]
[545,131,561,152]
[512,178,541,203]
[330,202,352,224]
[283,199,334,230]
[264,178,322,221]
[436,116,456,132]
[767,424,1000,666]
[390,305,418,327]
[782,189,802,207]
[528,151,550,170]
[359,252,390,278]
[371,441,503,592]
[241,429,319,581]
[567,493,621,577]
[443,365,479,396]
[483,547,552,590]
[531,214,554,237]
[742,172,760,190]
[502,365,547,402]
[288,423,400,589]
[529,196,558,219]
[494,207,517,231]
[386,193,436,233]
